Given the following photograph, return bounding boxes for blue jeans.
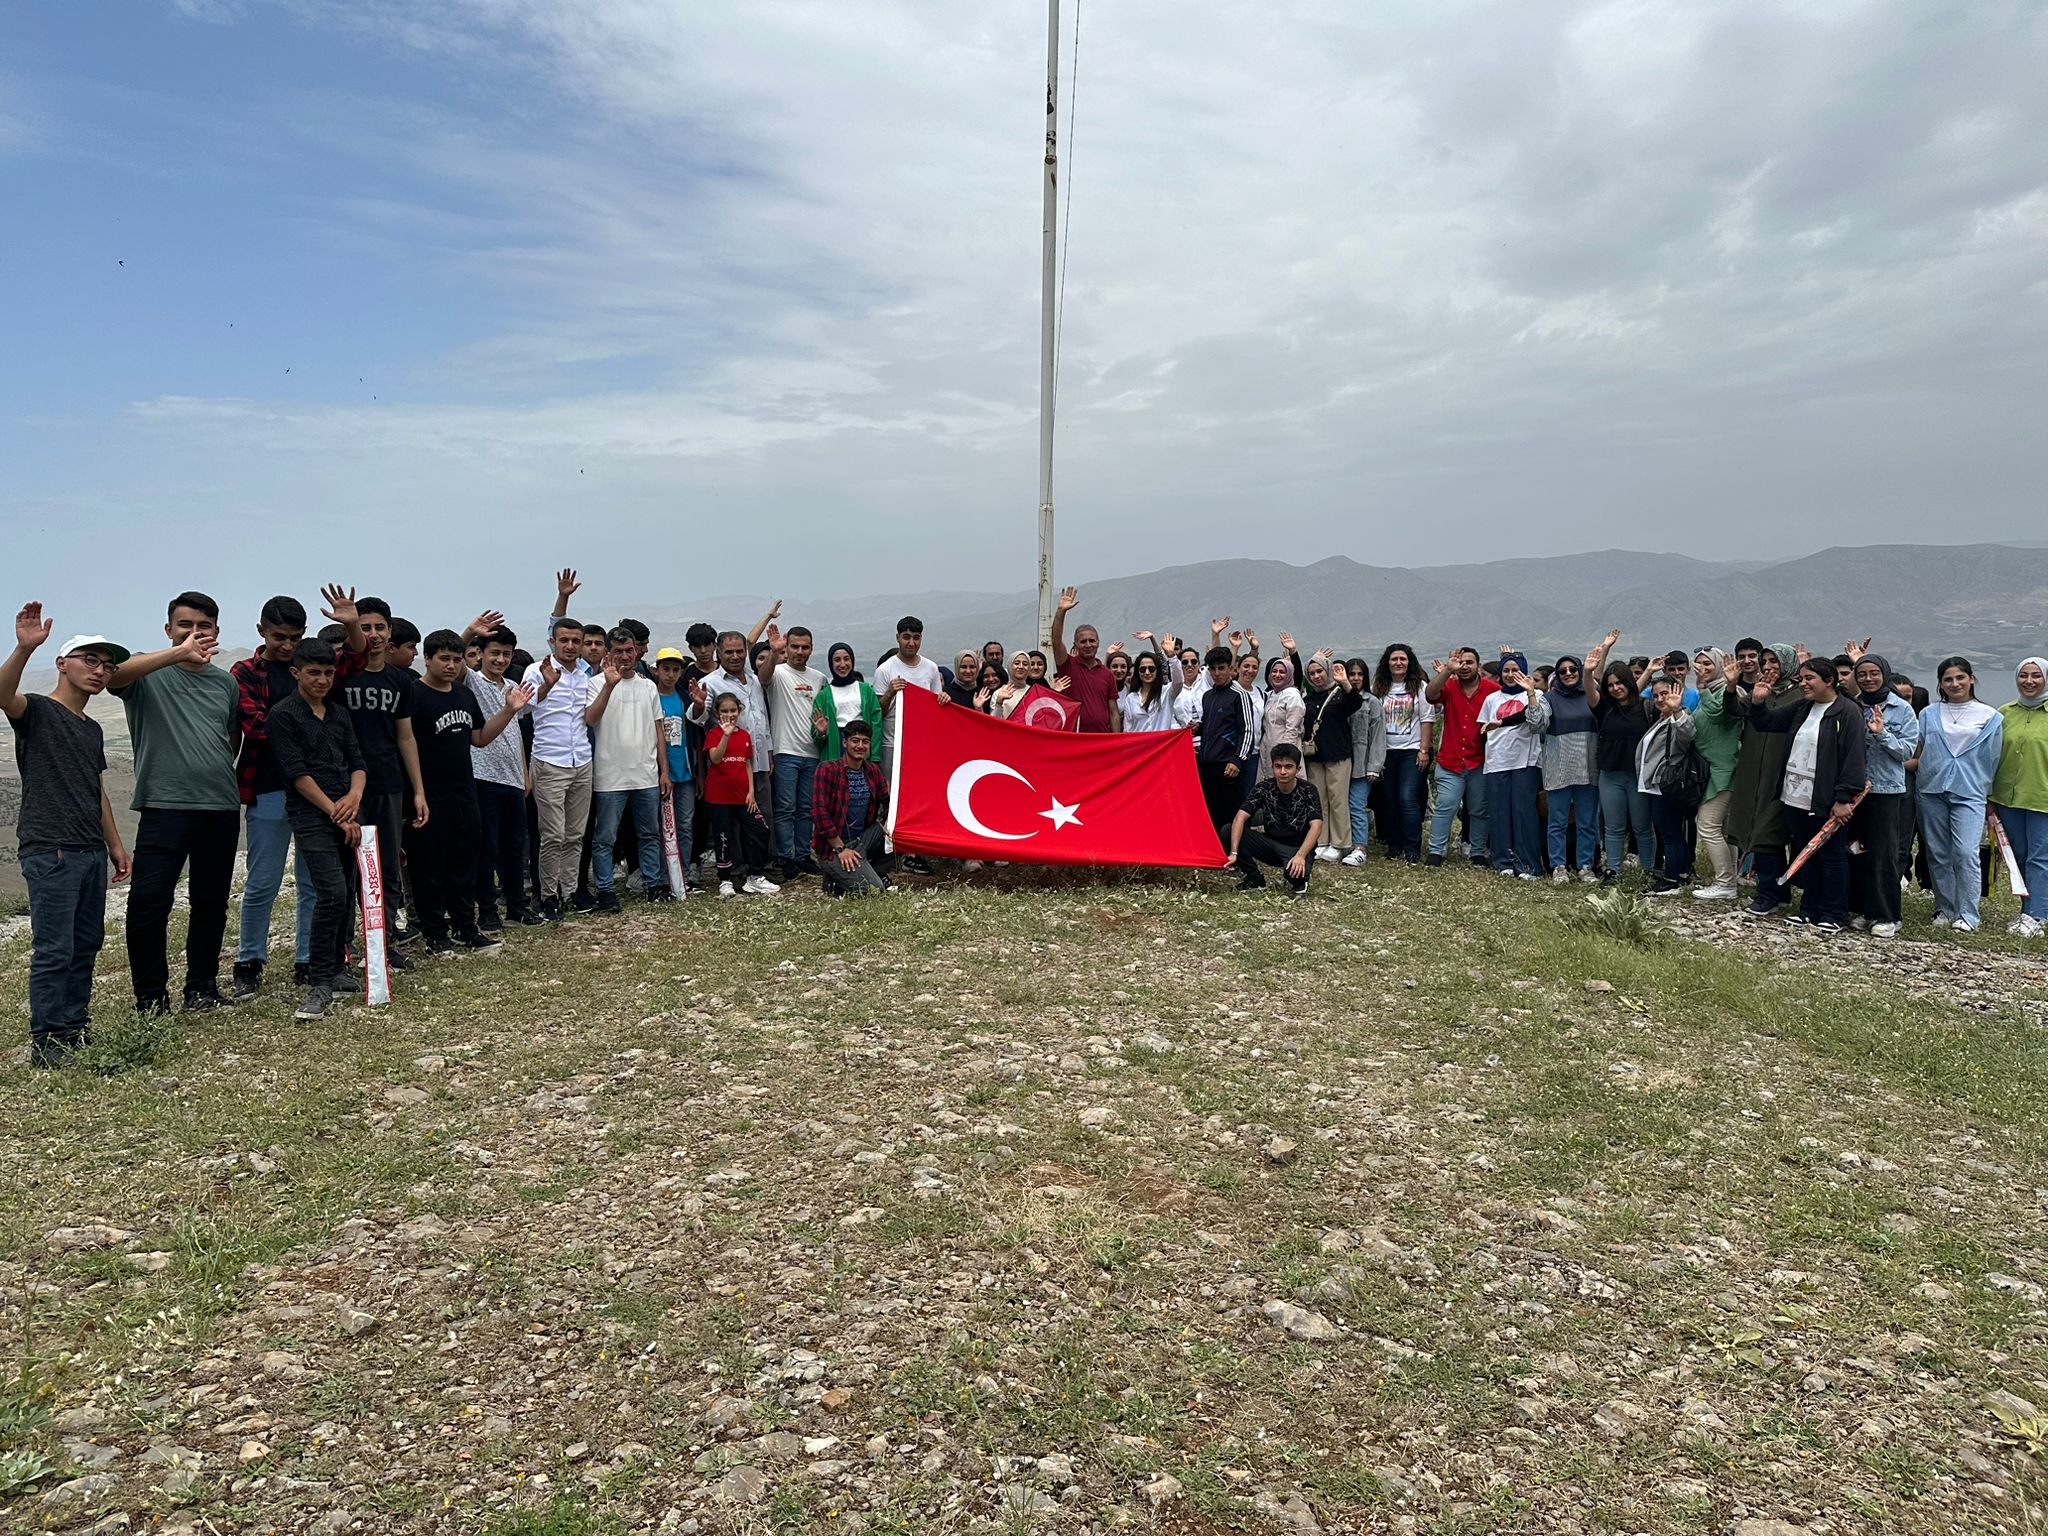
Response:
[665,779,697,883]
[1996,804,2048,921]
[1919,790,1987,927]
[772,753,818,867]
[1487,766,1543,874]
[24,845,108,1050]
[1598,770,1655,874]
[1428,764,1487,858]
[1648,792,1693,883]
[1347,775,1373,853]
[1547,782,1599,871]
[592,788,665,894]
[238,791,314,966]
[1381,749,1424,861]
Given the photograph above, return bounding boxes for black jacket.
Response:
[1750,692,1867,809]
[1303,684,1364,762]
[1197,686,1252,765]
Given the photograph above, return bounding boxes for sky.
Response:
[3,0,2045,641]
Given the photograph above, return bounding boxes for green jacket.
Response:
[813,679,883,762]
[1690,683,1743,801]
[1991,703,2048,814]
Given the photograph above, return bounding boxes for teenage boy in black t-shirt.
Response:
[268,638,365,1022]
[325,588,429,957]
[410,629,531,954]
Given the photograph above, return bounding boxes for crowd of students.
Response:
[5,573,2047,1068]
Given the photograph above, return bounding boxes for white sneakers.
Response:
[2012,915,2045,939]
[1342,848,1368,867]
[1931,913,1951,929]
[1870,921,1900,938]
[1551,868,1570,886]
[1314,846,1340,863]
[718,880,736,898]
[741,875,781,896]
[1848,916,1870,931]
[1693,883,1738,901]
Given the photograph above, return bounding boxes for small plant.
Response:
[1989,1396,2048,1458]
[0,1447,56,1494]
[73,1007,180,1075]
[1565,884,1659,947]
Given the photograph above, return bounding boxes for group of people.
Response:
[6,572,2047,1066]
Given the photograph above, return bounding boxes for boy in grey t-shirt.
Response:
[1,603,133,1067]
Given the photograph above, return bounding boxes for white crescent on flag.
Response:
[1021,693,1070,729]
[946,759,1037,841]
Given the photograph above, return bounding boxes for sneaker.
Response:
[962,859,985,872]
[1848,916,1870,932]
[329,969,362,994]
[1470,855,1489,868]
[231,962,264,1001]
[1953,917,1980,933]
[1234,874,1263,892]
[1287,885,1310,899]
[595,891,622,915]
[181,987,233,1013]
[644,886,676,904]
[1577,868,1599,883]
[1517,871,1537,881]
[1498,866,1517,878]
[515,908,548,926]
[1692,883,1738,901]
[1870,922,1900,938]
[718,880,737,899]
[1343,849,1369,868]
[1648,882,1685,897]
[384,945,414,972]
[1931,913,1952,929]
[1814,920,1842,934]
[1314,847,1339,863]
[742,875,781,896]
[2011,915,2045,939]
[30,1035,84,1069]
[424,936,460,957]
[135,994,172,1019]
[1785,912,1811,926]
[293,986,335,1021]
[458,929,503,950]
[389,923,421,949]
[901,855,935,876]
[476,909,503,934]
[1551,868,1570,885]
[539,896,565,924]
[568,891,598,915]
[1424,853,1445,868]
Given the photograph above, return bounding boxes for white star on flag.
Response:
[1039,797,1082,830]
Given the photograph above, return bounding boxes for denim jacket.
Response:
[1860,692,1921,796]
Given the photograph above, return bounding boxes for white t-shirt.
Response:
[1380,682,1435,753]
[1478,692,1539,772]
[766,664,826,759]
[592,673,661,792]
[876,653,944,766]
[830,680,866,727]
[1782,710,1824,812]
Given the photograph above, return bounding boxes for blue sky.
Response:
[4,0,2046,647]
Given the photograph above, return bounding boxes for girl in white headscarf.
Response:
[1990,657,2048,936]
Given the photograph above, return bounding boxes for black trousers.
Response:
[524,785,543,906]
[475,781,529,920]
[1236,829,1310,891]
[1199,761,1243,849]
[1787,806,1850,925]
[291,813,355,986]
[711,801,771,877]
[367,790,415,932]
[1848,792,1905,925]
[409,796,480,939]
[127,807,240,1001]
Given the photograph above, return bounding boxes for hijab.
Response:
[826,642,862,685]
[1766,644,1798,692]
[1855,653,1896,710]
[1544,654,1595,736]
[2016,657,2048,711]
[1499,650,1529,696]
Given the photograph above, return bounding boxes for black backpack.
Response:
[1657,740,1710,812]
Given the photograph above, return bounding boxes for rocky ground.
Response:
[3,860,2047,1535]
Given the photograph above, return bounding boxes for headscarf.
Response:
[1265,655,1302,708]
[1544,654,1595,736]
[826,642,861,684]
[2016,657,2048,710]
[1855,653,1896,710]
[1499,651,1529,696]
[1767,644,1797,686]
[1702,646,1729,688]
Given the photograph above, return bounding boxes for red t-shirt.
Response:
[1057,657,1118,732]
[1434,676,1499,773]
[704,726,754,804]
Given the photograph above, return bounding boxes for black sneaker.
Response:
[329,969,362,994]
[1813,920,1842,935]
[476,908,503,934]
[1288,886,1310,899]
[181,987,233,1013]
[643,886,675,904]
[231,962,264,1001]
[389,923,421,949]
[458,929,504,950]
[569,891,598,915]
[384,945,414,972]
[424,936,460,957]
[30,1036,81,1069]
[294,986,335,1021]
[1785,912,1811,927]
[135,994,172,1019]
[1424,852,1445,868]
[1234,874,1263,892]
[1743,899,1776,918]
[595,891,622,915]
[514,907,547,925]
[901,855,935,876]
[538,896,565,923]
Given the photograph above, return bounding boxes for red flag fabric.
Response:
[1013,683,1079,732]
[886,686,1228,868]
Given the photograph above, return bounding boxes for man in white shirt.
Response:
[874,615,945,773]
[528,616,600,921]
[691,628,773,805]
[758,623,827,881]
[586,626,669,913]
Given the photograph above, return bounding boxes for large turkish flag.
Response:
[886,686,1228,868]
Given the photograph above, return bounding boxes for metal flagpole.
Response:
[1036,0,1060,649]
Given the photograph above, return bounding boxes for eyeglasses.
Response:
[68,656,117,672]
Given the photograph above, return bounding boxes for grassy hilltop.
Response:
[3,865,2048,1535]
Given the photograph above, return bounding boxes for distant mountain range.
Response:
[633,544,2048,692]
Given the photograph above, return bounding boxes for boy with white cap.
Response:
[1,604,134,1066]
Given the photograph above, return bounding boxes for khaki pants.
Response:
[1307,759,1351,849]
[533,759,593,905]
[1696,790,1737,886]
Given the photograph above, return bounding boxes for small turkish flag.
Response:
[1013,683,1078,732]
[885,686,1227,868]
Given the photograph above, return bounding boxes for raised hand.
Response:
[1867,709,1886,735]
[1751,681,1771,704]
[1584,650,1602,673]
[767,598,784,621]
[1133,630,1153,642]
[688,678,707,707]
[1278,631,1296,653]
[556,569,580,603]
[1211,617,1229,637]
[1845,637,1871,662]
[539,655,560,688]
[603,656,627,685]
[1050,674,1072,694]
[319,584,359,626]
[1106,640,1126,656]
[1721,654,1742,686]
[1057,586,1079,613]
[13,602,52,652]
[467,609,506,640]
[1229,631,1243,646]
[173,628,219,665]
[1602,628,1622,648]
[766,623,783,649]
[974,686,994,708]
[1430,657,1450,679]
[505,682,535,711]
[1313,646,1334,661]
[1243,629,1258,651]
[1794,642,1810,664]
[1161,633,1180,655]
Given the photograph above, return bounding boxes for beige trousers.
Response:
[533,759,593,904]
[1307,759,1351,848]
